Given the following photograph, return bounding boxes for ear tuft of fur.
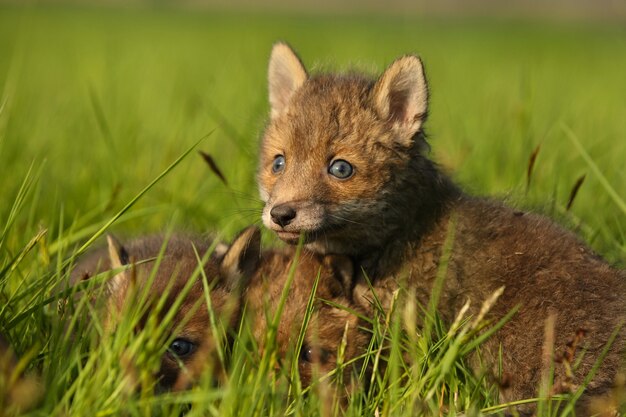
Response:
[107,234,129,268]
[268,42,308,119]
[220,226,262,290]
[213,242,229,259]
[372,55,428,145]
[106,234,129,294]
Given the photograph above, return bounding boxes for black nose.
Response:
[270,204,297,227]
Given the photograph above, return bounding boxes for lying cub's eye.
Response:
[328,159,353,179]
[299,343,330,365]
[168,338,195,358]
[272,155,286,174]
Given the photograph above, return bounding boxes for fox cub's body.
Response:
[258,43,625,413]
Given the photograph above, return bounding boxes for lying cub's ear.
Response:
[268,42,308,119]
[107,234,130,294]
[220,226,262,291]
[372,55,428,146]
[322,254,355,298]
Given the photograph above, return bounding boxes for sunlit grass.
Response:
[0,5,624,416]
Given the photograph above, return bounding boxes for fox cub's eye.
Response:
[328,159,353,179]
[272,155,286,174]
[300,343,330,365]
[168,338,195,358]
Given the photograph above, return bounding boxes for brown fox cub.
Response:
[258,43,626,413]
[67,228,260,391]
[69,228,367,394]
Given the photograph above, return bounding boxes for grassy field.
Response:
[0,5,625,416]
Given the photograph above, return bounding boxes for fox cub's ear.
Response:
[107,234,130,294]
[268,42,308,119]
[372,55,428,145]
[220,226,262,291]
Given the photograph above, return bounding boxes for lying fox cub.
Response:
[68,228,260,391]
[69,227,367,395]
[258,43,625,414]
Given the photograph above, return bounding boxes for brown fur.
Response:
[258,43,626,414]
[359,198,626,414]
[69,228,368,397]
[68,229,257,391]
[242,248,369,393]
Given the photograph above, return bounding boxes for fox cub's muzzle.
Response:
[270,203,297,227]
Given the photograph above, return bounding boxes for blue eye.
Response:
[272,155,285,174]
[328,159,353,179]
[168,338,195,358]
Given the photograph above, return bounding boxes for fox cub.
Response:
[258,43,625,413]
[67,228,260,391]
[69,227,365,394]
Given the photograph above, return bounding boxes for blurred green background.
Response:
[0,2,624,262]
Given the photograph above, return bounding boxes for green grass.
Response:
[0,5,625,416]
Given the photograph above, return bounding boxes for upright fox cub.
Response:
[68,228,260,391]
[258,43,625,412]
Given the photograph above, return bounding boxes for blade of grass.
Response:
[0,160,43,251]
[562,124,626,215]
[76,131,213,256]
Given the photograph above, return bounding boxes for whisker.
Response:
[327,213,368,226]
[211,189,264,204]
[220,211,263,221]
[225,208,263,214]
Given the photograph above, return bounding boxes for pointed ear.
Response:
[107,234,129,294]
[220,226,262,291]
[268,42,308,119]
[323,254,354,298]
[371,55,428,145]
[107,234,129,269]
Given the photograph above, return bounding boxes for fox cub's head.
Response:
[68,227,261,391]
[258,43,429,254]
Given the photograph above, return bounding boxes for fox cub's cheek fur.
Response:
[259,43,427,250]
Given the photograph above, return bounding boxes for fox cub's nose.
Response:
[270,204,297,227]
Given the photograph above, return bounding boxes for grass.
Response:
[0,5,625,416]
